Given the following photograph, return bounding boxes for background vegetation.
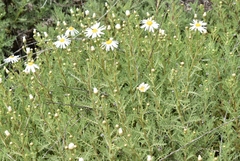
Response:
[0,0,239,160]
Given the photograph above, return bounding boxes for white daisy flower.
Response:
[190,19,207,33]
[101,38,118,51]
[24,61,39,73]
[53,35,71,49]
[85,22,106,39]
[137,82,150,92]
[65,26,79,36]
[4,55,20,63]
[140,18,159,32]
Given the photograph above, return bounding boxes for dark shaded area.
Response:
[1,0,87,58]
[181,0,212,11]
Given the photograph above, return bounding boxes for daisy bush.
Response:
[0,0,240,160]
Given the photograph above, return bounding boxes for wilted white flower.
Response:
[85,10,89,16]
[190,19,207,33]
[146,12,150,17]
[4,55,20,63]
[105,2,108,7]
[65,26,79,36]
[140,18,159,32]
[147,155,152,161]
[68,143,76,150]
[4,66,9,74]
[92,13,96,18]
[115,24,121,30]
[112,13,116,18]
[198,155,202,161]
[53,35,71,49]
[24,61,39,73]
[37,32,41,37]
[203,12,207,17]
[57,21,60,26]
[85,22,105,39]
[93,87,98,94]
[107,25,111,30]
[78,158,84,161]
[29,94,34,100]
[44,32,48,38]
[90,46,95,51]
[194,14,198,19]
[4,130,10,137]
[22,36,26,43]
[137,82,150,92]
[159,29,165,36]
[26,47,31,54]
[126,10,130,16]
[101,38,118,51]
[118,128,123,135]
[7,106,12,112]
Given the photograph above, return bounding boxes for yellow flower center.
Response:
[106,40,112,44]
[139,86,145,92]
[195,23,201,27]
[68,26,74,31]
[9,55,14,58]
[28,62,34,66]
[146,20,153,26]
[92,28,98,33]
[59,38,65,43]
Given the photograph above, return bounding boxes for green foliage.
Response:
[0,2,15,56]
[0,0,240,160]
[0,0,71,59]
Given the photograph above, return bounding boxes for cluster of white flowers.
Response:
[2,10,207,79]
[140,17,206,34]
